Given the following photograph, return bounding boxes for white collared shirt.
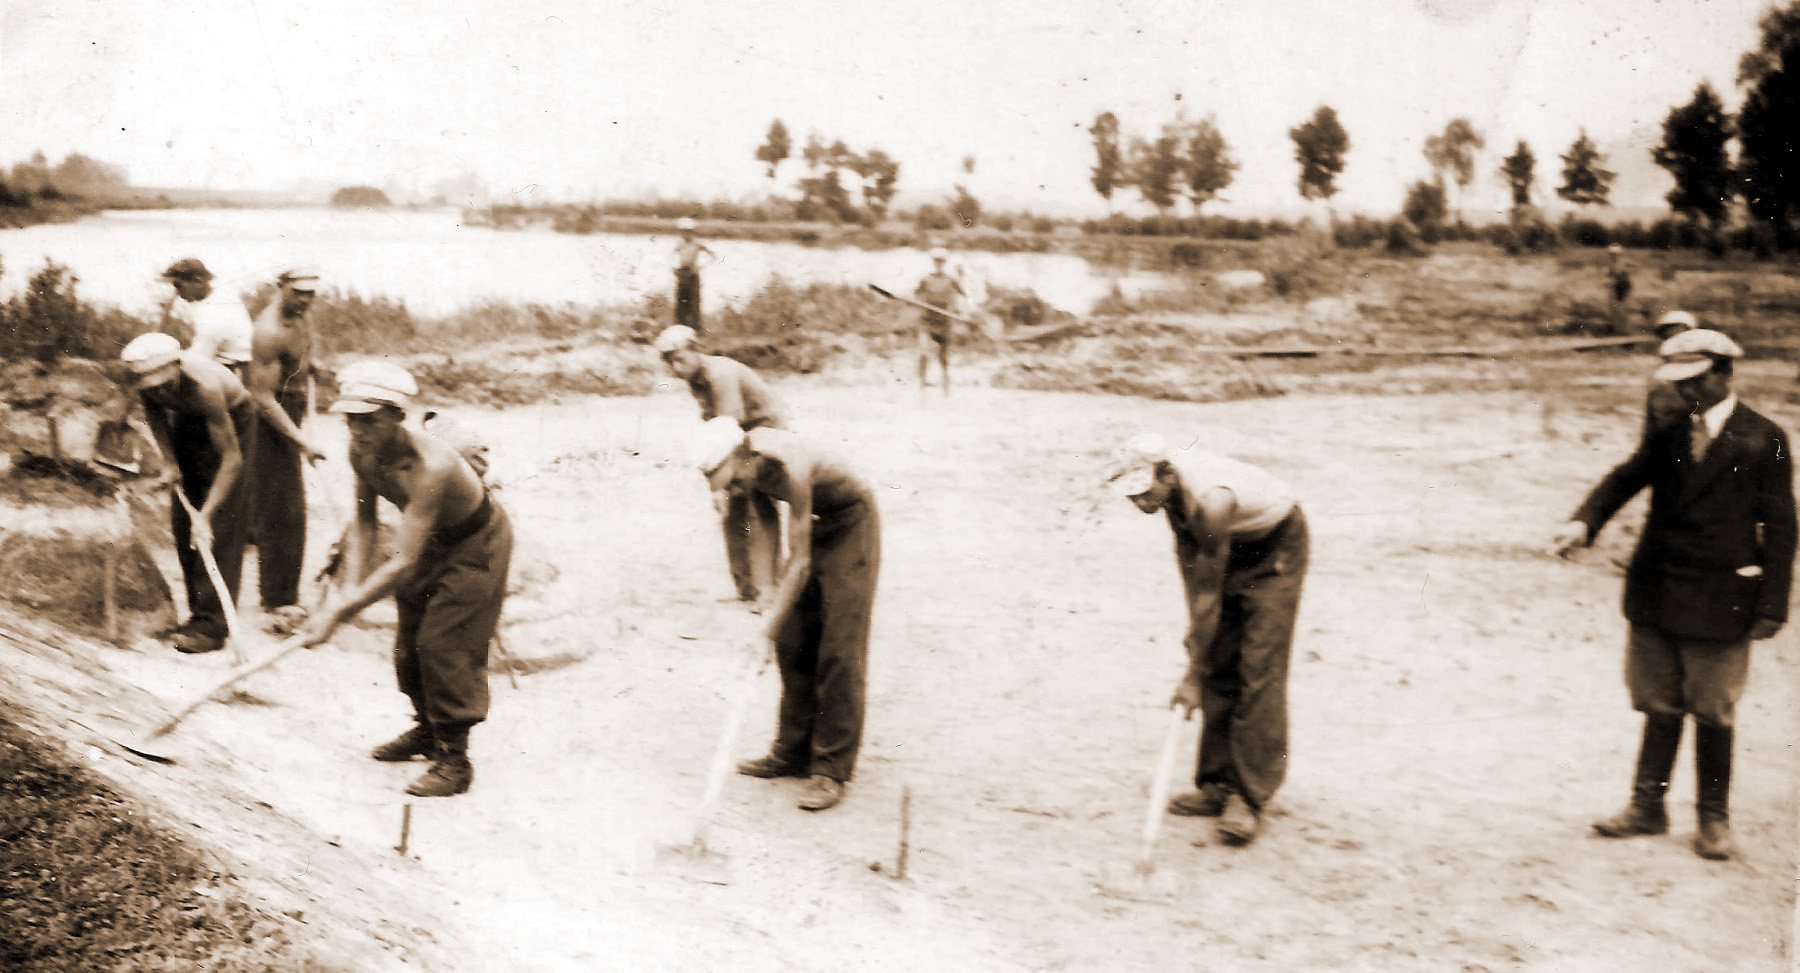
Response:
[1699,393,1737,440]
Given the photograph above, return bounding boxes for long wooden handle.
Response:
[867,283,981,327]
[172,489,246,663]
[1138,705,1188,867]
[689,652,769,846]
[146,636,310,738]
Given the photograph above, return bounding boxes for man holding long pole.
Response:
[1108,432,1309,847]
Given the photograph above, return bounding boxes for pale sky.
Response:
[0,0,1773,218]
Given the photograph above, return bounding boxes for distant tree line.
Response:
[0,151,129,209]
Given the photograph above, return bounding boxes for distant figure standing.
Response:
[656,325,789,601]
[1642,310,1700,439]
[122,332,254,656]
[1108,432,1309,847]
[1605,244,1633,336]
[162,259,254,377]
[245,269,328,632]
[694,417,881,814]
[672,217,717,332]
[914,247,967,396]
[1553,330,1796,862]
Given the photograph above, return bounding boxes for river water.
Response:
[0,207,1169,319]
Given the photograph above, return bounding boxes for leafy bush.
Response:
[1558,215,1610,247]
[0,260,147,363]
[1332,216,1388,250]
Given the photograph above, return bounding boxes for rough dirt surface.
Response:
[3,359,1796,971]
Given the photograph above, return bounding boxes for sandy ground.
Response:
[3,362,1797,972]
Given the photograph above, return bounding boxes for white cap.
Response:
[654,325,698,354]
[1607,243,1624,254]
[1654,329,1743,382]
[1105,432,1170,496]
[329,359,419,413]
[677,218,697,231]
[928,246,948,260]
[1655,309,1698,334]
[278,266,322,291]
[121,332,183,375]
[690,416,745,475]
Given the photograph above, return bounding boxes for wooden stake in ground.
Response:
[396,803,412,856]
[896,785,912,881]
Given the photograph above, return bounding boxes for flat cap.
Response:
[161,258,213,282]
[121,332,184,374]
[329,359,419,413]
[1654,329,1743,382]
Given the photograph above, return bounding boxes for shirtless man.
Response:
[693,417,881,813]
[656,325,789,600]
[245,269,327,630]
[298,361,513,798]
[672,217,717,332]
[122,332,255,656]
[914,247,967,396]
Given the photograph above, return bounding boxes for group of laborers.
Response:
[123,260,325,656]
[115,235,1793,861]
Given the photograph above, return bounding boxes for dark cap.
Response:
[161,258,213,283]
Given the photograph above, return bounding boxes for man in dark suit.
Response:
[1553,329,1796,861]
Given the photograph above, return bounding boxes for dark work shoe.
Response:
[1216,793,1260,846]
[172,631,226,655]
[1693,818,1735,861]
[1168,781,1232,817]
[1592,803,1669,838]
[406,751,473,798]
[797,775,844,812]
[370,725,435,762]
[736,754,807,779]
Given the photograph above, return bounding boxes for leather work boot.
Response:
[1593,714,1683,839]
[797,775,845,812]
[1693,723,1735,861]
[1167,781,1232,817]
[1215,793,1261,846]
[370,724,435,762]
[406,726,473,798]
[737,754,807,779]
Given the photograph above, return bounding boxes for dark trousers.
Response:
[394,504,513,731]
[1186,508,1309,811]
[723,490,781,599]
[675,268,702,330]
[246,390,307,608]
[769,500,880,782]
[168,409,254,640]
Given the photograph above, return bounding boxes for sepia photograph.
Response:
[0,0,1796,969]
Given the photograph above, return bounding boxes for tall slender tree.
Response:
[1652,84,1732,227]
[1736,2,1800,235]
[1556,131,1616,207]
[1184,116,1238,214]
[1423,118,1484,224]
[1089,112,1124,210]
[755,120,791,180]
[1500,140,1536,208]
[1290,106,1349,218]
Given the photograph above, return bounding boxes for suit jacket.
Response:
[1574,401,1796,639]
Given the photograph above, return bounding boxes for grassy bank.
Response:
[0,711,313,971]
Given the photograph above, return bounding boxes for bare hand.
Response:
[1748,617,1783,641]
[295,613,338,649]
[1170,679,1200,717]
[1550,521,1588,559]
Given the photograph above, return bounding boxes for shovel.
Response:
[113,634,310,763]
[655,648,770,883]
[171,489,249,666]
[1094,705,1187,901]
